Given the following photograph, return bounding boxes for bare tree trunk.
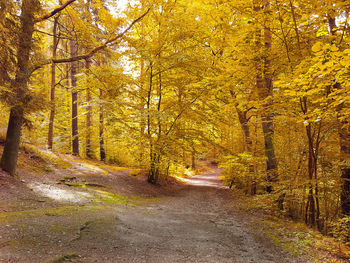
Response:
[0,0,36,175]
[339,119,350,215]
[305,123,316,226]
[65,41,72,152]
[85,58,92,158]
[139,13,146,165]
[70,40,79,156]
[235,105,253,153]
[93,60,105,162]
[147,65,155,184]
[1,108,24,175]
[238,109,256,195]
[301,97,322,227]
[154,71,162,183]
[99,87,106,162]
[191,150,196,169]
[341,171,350,215]
[262,0,278,187]
[327,14,350,216]
[254,0,278,191]
[48,16,59,150]
[139,55,145,164]
[327,12,337,36]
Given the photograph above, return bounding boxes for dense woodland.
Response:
[0,0,350,244]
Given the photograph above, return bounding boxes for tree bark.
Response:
[235,105,253,153]
[0,0,36,175]
[36,0,76,22]
[147,65,155,184]
[305,123,316,226]
[254,0,278,191]
[48,16,59,151]
[229,90,256,195]
[153,71,163,183]
[262,0,278,186]
[191,150,196,169]
[300,96,322,227]
[1,108,24,175]
[327,13,350,215]
[85,58,92,158]
[339,120,350,215]
[70,40,79,156]
[341,168,350,215]
[139,7,146,165]
[99,87,106,162]
[236,107,256,195]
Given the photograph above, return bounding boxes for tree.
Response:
[1,0,46,174]
[0,0,149,174]
[47,16,59,151]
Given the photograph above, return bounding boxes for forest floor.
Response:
[0,147,349,262]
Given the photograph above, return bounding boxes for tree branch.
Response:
[165,92,204,136]
[36,0,76,23]
[32,8,150,72]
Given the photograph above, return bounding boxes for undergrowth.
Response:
[234,193,350,262]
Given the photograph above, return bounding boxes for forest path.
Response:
[1,164,305,263]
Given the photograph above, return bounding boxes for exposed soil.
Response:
[0,159,310,263]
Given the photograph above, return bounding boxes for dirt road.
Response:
[0,165,305,263]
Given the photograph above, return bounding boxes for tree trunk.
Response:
[48,17,59,151]
[306,184,316,226]
[0,0,36,175]
[85,58,92,158]
[147,65,155,184]
[305,125,316,226]
[262,0,278,186]
[234,104,253,153]
[261,115,278,184]
[339,122,350,215]
[99,87,106,162]
[70,40,79,156]
[327,14,350,215]
[327,11,337,36]
[94,60,105,162]
[301,97,322,227]
[139,16,146,165]
[191,150,196,169]
[254,0,278,191]
[1,108,24,175]
[154,71,162,182]
[341,168,350,215]
[238,109,256,195]
[230,90,256,195]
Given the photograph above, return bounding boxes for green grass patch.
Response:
[92,190,130,205]
[92,190,161,206]
[0,205,106,223]
[58,182,106,188]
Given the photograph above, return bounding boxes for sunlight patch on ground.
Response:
[61,155,109,175]
[73,162,108,174]
[185,173,227,189]
[28,183,92,203]
[171,175,190,183]
[183,169,195,177]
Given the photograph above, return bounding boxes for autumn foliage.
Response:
[0,0,349,244]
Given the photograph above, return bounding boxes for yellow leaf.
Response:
[312,42,322,53]
[330,45,339,52]
[340,58,350,67]
[325,61,333,68]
